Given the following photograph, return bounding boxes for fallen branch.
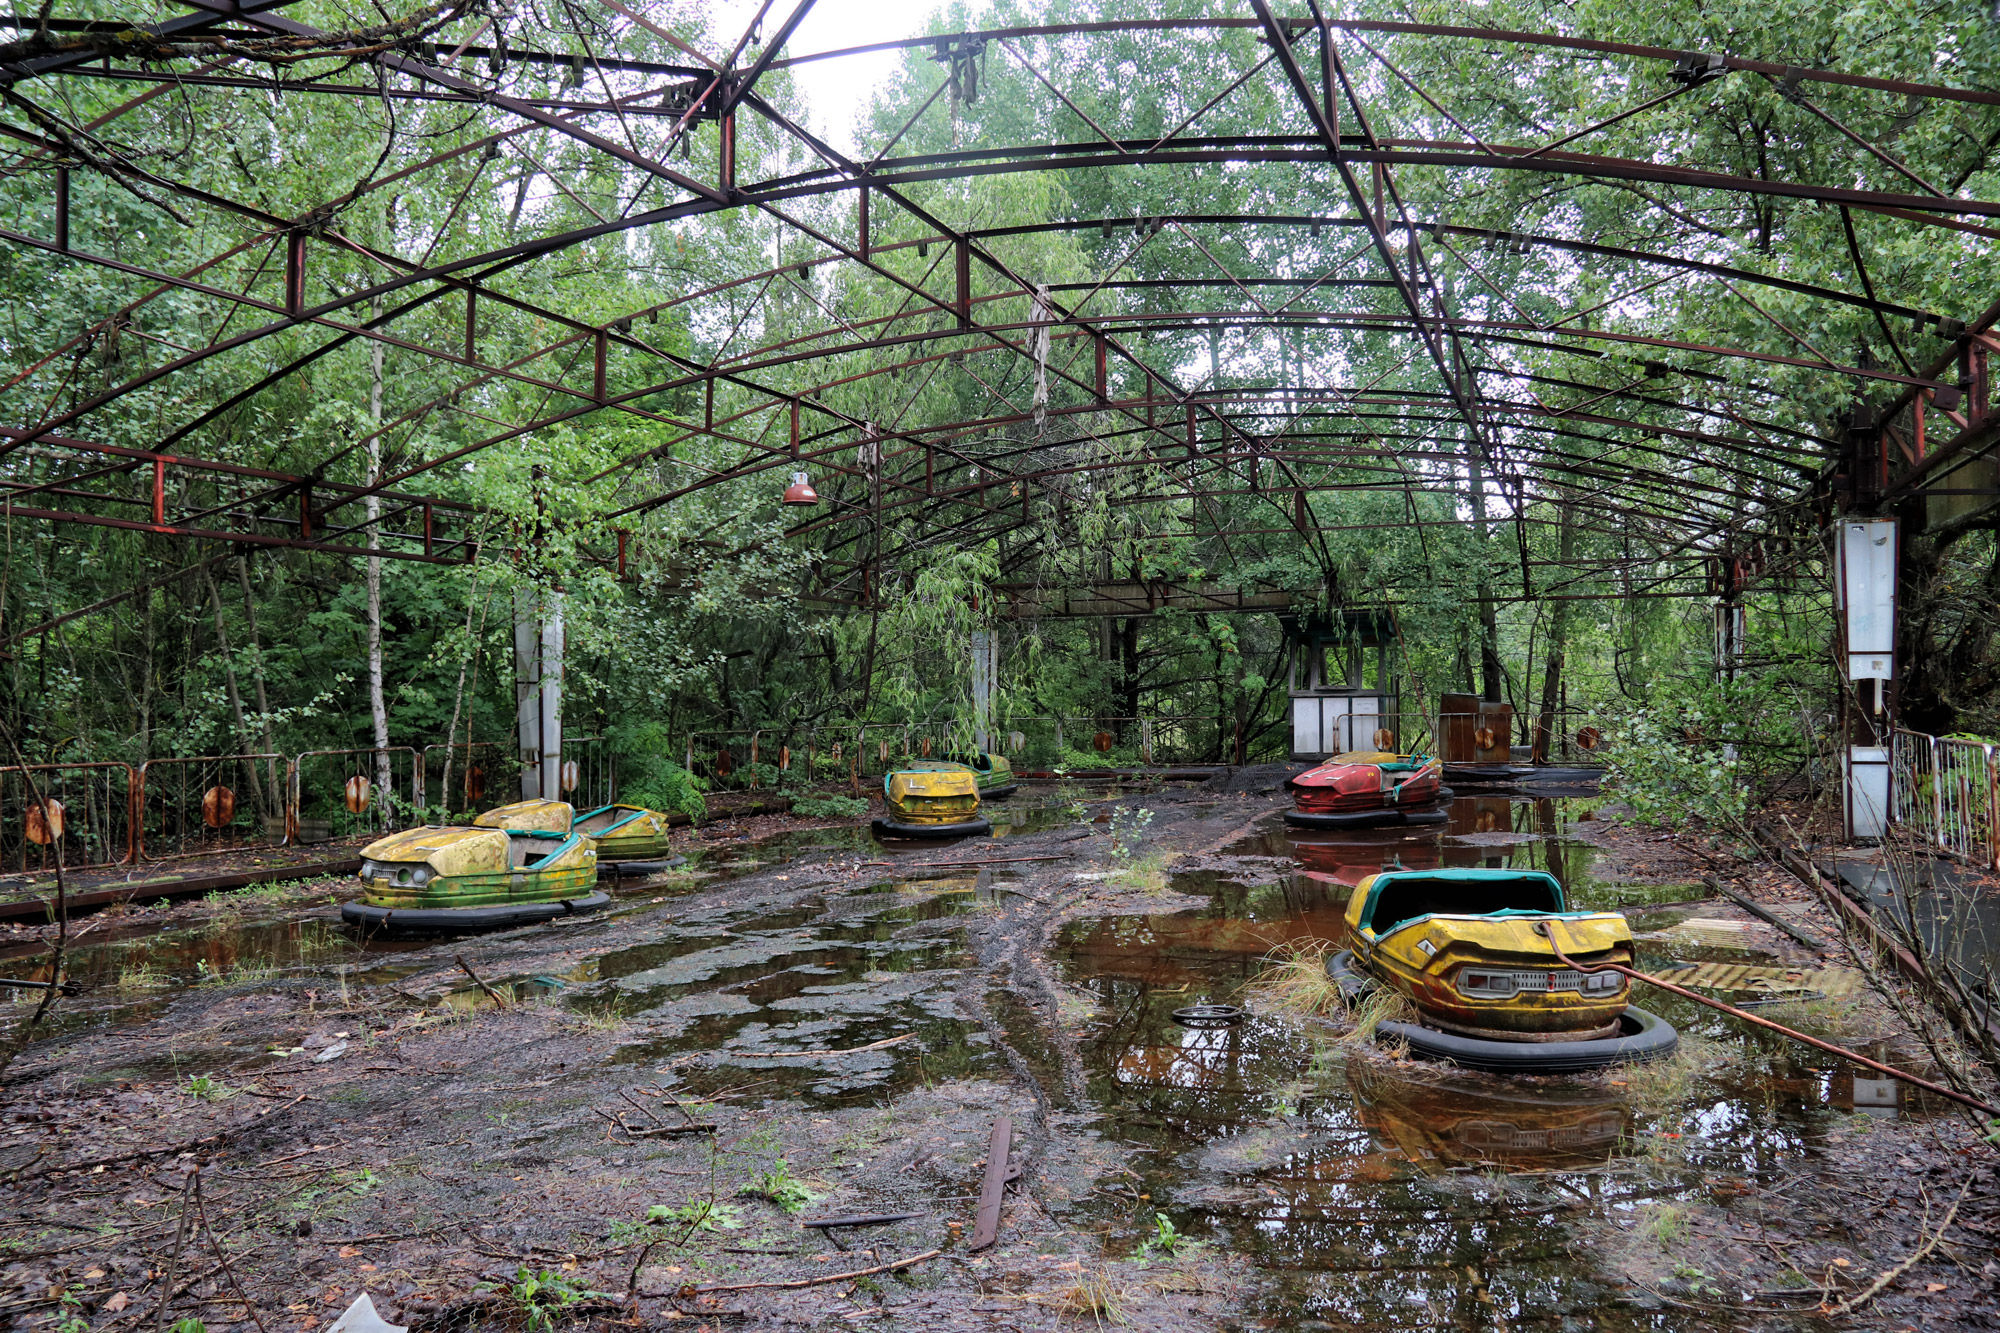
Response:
[663,1248,942,1294]
[733,1033,914,1058]
[1828,1175,1972,1316]
[456,955,509,1007]
[592,1106,715,1139]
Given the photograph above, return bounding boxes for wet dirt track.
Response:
[0,774,1993,1332]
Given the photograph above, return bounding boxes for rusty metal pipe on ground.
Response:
[1534,920,2000,1118]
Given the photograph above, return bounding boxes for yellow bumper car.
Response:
[1331,868,1676,1072]
[873,764,991,840]
[342,825,605,933]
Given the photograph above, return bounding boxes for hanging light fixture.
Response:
[782,471,820,505]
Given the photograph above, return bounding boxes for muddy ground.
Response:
[0,773,1995,1332]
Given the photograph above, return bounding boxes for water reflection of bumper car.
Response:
[872,765,991,839]
[1284,752,1450,829]
[343,825,606,933]
[1350,1063,1630,1170]
[1334,868,1678,1071]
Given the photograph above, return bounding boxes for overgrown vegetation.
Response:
[790,793,869,820]
[4,0,1990,809]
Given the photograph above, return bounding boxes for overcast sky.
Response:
[706,0,945,153]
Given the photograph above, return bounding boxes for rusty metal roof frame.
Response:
[3,2,1994,605]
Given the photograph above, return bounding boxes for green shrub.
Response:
[1602,703,1747,831]
[739,1158,817,1213]
[791,793,868,819]
[610,721,707,819]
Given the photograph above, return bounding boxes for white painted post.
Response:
[1836,518,1897,840]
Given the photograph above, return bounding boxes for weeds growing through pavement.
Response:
[493,1266,604,1332]
[738,1158,816,1213]
[1135,1212,1201,1266]
[648,1199,742,1232]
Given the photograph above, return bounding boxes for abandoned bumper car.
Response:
[945,749,1019,800]
[1328,868,1677,1073]
[1285,751,1451,829]
[474,798,681,875]
[343,824,607,932]
[873,763,992,839]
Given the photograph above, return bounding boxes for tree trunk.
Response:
[1534,496,1576,763]
[235,556,281,815]
[1465,448,1505,702]
[440,573,487,818]
[137,584,156,760]
[367,318,390,806]
[204,569,267,816]
[1118,616,1141,739]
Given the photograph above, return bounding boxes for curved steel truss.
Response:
[4,3,1996,606]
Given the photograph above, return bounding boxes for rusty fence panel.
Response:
[288,747,422,845]
[0,763,135,872]
[682,731,765,791]
[136,753,287,860]
[1931,736,2000,871]
[1891,728,1939,845]
[560,735,616,809]
[420,741,517,819]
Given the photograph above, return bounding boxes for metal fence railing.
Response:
[289,746,423,844]
[136,753,287,860]
[1892,728,2000,870]
[0,762,136,872]
[558,734,615,809]
[421,740,513,818]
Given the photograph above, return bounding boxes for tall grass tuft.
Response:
[1035,1267,1128,1327]
[1344,986,1416,1056]
[1252,939,1347,1018]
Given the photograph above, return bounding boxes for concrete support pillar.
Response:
[1836,518,1897,839]
[515,585,565,800]
[970,630,995,753]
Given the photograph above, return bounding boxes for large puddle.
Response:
[1,788,1926,1323]
[1053,793,1931,1326]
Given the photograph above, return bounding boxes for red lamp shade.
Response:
[782,471,820,505]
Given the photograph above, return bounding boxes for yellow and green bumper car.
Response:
[342,824,605,933]
[873,763,991,840]
[471,798,574,833]
[945,749,1018,800]
[574,803,672,859]
[1328,868,1676,1072]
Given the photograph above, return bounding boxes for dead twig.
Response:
[11,1095,306,1184]
[455,955,509,1007]
[194,1172,271,1333]
[733,1033,913,1058]
[661,1248,943,1294]
[592,1106,715,1140]
[1828,1176,1973,1316]
[151,1168,199,1333]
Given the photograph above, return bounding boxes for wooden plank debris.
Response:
[969,1115,1012,1252]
